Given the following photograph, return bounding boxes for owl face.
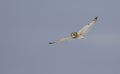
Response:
[71,32,79,38]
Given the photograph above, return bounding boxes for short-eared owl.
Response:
[49,17,98,44]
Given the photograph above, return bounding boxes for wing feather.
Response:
[78,17,98,35]
[49,36,72,44]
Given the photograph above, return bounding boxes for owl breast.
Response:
[71,32,79,38]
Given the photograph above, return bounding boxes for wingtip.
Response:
[93,16,98,21]
[95,16,98,20]
[48,42,56,44]
[48,42,52,44]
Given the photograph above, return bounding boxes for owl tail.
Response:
[78,35,84,39]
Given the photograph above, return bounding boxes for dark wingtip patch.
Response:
[49,42,53,44]
[48,42,56,44]
[95,16,98,20]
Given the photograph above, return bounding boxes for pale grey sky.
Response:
[1,0,120,74]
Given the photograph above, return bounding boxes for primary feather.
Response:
[78,17,98,35]
[49,36,72,44]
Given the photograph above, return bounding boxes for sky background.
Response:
[1,0,120,74]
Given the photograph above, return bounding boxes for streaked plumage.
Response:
[49,17,98,44]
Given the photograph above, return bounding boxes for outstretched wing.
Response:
[49,36,72,44]
[78,17,98,35]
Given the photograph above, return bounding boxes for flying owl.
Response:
[49,17,98,44]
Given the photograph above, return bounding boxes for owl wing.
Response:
[78,17,98,35]
[49,36,72,44]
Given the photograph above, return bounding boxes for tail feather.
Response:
[78,35,84,39]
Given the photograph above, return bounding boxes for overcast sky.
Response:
[1,0,120,74]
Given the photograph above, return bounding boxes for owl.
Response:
[49,17,98,44]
